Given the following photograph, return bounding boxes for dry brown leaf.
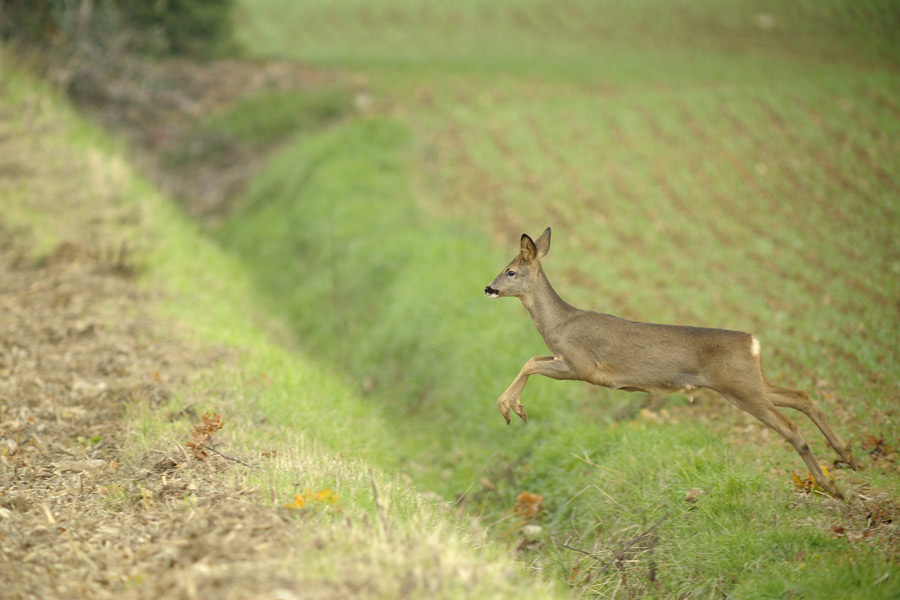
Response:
[862,435,895,459]
[512,491,545,521]
[186,412,225,461]
[684,488,706,503]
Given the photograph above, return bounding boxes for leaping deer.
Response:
[484,227,859,499]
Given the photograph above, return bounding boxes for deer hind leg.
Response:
[767,385,860,470]
[725,391,844,500]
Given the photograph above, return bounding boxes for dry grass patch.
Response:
[0,60,567,600]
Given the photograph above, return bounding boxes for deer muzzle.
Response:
[484,286,500,299]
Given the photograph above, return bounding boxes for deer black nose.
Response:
[484,286,499,296]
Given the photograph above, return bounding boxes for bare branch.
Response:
[554,539,599,559]
[555,512,669,578]
[202,444,257,469]
[595,513,669,576]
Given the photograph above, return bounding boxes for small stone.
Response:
[522,524,543,538]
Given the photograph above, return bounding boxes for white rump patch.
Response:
[751,336,761,357]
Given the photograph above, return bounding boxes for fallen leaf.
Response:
[791,469,829,494]
[792,472,815,493]
[862,435,895,458]
[639,408,660,423]
[684,488,705,503]
[313,489,339,504]
[513,491,545,520]
[285,494,305,510]
[186,411,224,461]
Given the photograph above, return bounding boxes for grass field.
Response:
[224,0,900,597]
[4,0,898,597]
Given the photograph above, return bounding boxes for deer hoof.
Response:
[512,401,528,423]
[497,397,511,424]
[498,395,527,424]
[820,480,845,502]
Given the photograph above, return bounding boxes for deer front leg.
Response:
[498,356,577,424]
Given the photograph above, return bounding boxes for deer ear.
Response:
[520,233,537,261]
[535,227,551,259]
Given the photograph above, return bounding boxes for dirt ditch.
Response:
[0,228,320,599]
[0,51,360,598]
[54,52,351,221]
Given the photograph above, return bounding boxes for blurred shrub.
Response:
[0,0,63,44]
[118,0,234,56]
[0,0,234,57]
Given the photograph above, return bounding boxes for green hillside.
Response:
[4,0,897,597]
[222,0,900,596]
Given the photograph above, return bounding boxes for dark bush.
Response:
[0,0,65,44]
[0,0,234,57]
[118,0,234,56]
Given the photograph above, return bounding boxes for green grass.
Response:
[219,0,900,597]
[5,0,900,596]
[200,86,353,147]
[214,87,899,598]
[235,0,899,75]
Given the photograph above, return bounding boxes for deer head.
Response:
[484,227,551,299]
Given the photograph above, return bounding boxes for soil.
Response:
[0,52,350,599]
[55,51,353,220]
[0,227,320,598]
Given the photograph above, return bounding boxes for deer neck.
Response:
[520,269,574,340]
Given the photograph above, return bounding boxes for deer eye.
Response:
[506,270,516,277]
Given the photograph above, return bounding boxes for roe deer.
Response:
[484,227,860,499]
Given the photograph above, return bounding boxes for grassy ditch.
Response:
[221,0,900,597]
[214,93,900,598]
[0,62,567,598]
[4,0,898,595]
